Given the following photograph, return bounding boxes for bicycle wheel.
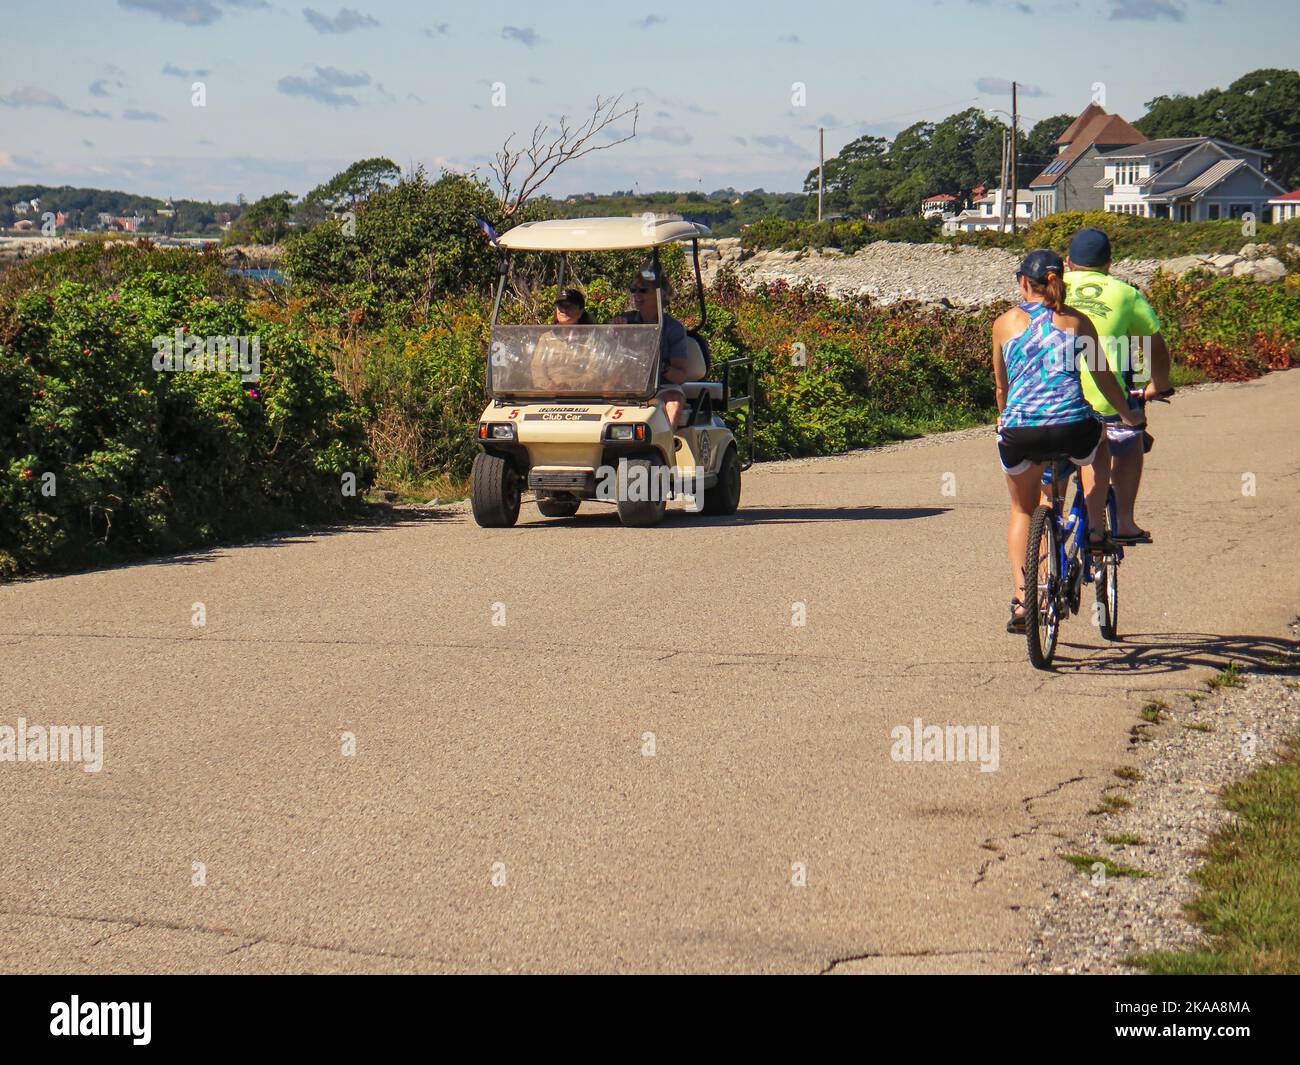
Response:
[1096,490,1120,640]
[1024,505,1060,669]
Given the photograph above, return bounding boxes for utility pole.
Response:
[999,129,1010,233]
[818,127,824,222]
[1010,82,1020,235]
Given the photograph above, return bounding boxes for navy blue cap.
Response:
[1017,249,1065,284]
[1068,227,1112,268]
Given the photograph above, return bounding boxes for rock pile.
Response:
[699,237,1295,310]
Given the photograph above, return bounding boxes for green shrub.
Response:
[0,264,372,575]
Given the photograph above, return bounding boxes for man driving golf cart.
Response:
[608,265,706,430]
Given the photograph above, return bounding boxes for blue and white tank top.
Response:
[1000,302,1098,428]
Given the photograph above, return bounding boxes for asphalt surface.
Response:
[1,371,1297,974]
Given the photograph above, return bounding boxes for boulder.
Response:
[1239,242,1273,261]
[1232,256,1287,282]
[1161,255,1211,277]
[1205,253,1243,274]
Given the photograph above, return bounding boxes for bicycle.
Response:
[1022,387,1172,668]
[1023,460,1122,668]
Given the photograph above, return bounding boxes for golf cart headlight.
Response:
[606,423,648,442]
[479,422,516,441]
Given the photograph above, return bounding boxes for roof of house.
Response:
[923,194,957,202]
[1145,158,1247,202]
[1031,110,1146,187]
[1055,103,1105,146]
[974,189,1034,204]
[1269,190,1300,203]
[1099,137,1271,161]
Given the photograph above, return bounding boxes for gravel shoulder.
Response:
[1027,638,1300,974]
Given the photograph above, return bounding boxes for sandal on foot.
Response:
[1112,527,1153,545]
[1007,598,1027,634]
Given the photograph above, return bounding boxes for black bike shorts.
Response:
[997,419,1102,475]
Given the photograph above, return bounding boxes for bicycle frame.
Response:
[1041,463,1124,622]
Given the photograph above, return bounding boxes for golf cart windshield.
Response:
[488,323,661,400]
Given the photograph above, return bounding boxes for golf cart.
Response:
[470,216,754,528]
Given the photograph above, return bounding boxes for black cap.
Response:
[1068,227,1112,269]
[1017,249,1065,284]
[555,288,586,308]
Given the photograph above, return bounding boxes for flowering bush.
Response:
[0,261,372,576]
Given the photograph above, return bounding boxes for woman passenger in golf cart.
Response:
[609,265,699,428]
[533,288,594,390]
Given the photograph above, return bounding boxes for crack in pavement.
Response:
[0,906,454,969]
[972,774,1090,887]
[819,947,1020,975]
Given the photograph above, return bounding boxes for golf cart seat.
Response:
[681,335,708,380]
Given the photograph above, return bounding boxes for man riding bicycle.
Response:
[1064,228,1174,544]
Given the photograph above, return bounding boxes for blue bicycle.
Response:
[1022,389,1171,668]
[1023,462,1123,669]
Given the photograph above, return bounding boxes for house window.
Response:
[1229,204,1252,220]
[1208,204,1220,220]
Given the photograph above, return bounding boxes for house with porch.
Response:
[1267,190,1300,223]
[1096,138,1286,221]
[921,193,958,219]
[1029,102,1146,220]
[942,188,1033,233]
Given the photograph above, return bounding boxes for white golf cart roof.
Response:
[497,216,712,251]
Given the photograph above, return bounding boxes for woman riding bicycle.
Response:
[993,250,1145,633]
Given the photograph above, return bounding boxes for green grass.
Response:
[1208,662,1246,691]
[1138,737,1300,974]
[1090,794,1133,816]
[1104,833,1146,847]
[1184,721,1215,733]
[1114,766,1143,782]
[1140,701,1167,724]
[1061,853,1153,879]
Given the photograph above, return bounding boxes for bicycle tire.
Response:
[1025,505,1060,669]
[1096,491,1120,640]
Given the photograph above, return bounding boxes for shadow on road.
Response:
[525,504,951,528]
[1055,631,1297,677]
[6,505,456,583]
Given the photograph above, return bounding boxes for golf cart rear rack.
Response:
[721,356,755,471]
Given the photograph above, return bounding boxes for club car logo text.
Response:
[595,460,705,511]
[525,407,601,422]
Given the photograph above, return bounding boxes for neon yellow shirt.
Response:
[1064,269,1161,416]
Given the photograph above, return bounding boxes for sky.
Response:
[1,0,1297,203]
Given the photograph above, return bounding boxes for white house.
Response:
[921,193,958,219]
[942,189,1033,234]
[1096,138,1285,221]
[1268,190,1300,223]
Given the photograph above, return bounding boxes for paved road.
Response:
[2,371,1297,974]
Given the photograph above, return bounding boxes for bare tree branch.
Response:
[489,95,639,216]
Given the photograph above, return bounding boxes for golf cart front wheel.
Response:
[471,451,521,528]
[536,495,580,518]
[702,444,741,516]
[615,456,667,527]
